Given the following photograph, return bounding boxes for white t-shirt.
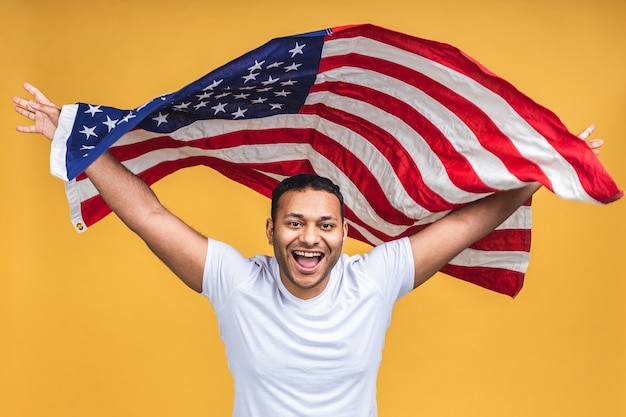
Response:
[202,237,415,417]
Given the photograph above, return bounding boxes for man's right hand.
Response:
[13,83,61,141]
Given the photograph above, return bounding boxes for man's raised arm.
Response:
[408,125,602,290]
[14,83,207,293]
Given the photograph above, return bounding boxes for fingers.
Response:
[22,82,58,108]
[577,124,595,140]
[15,124,38,134]
[14,102,35,120]
[576,124,603,156]
[587,139,603,156]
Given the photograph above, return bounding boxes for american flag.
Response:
[51,24,622,297]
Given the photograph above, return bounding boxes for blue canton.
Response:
[64,30,327,180]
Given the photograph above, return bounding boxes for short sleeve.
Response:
[201,238,256,311]
[357,237,415,304]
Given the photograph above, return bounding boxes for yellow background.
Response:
[2,0,625,416]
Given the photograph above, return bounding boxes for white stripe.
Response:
[449,248,530,273]
[323,36,595,202]
[310,69,524,191]
[64,178,88,233]
[51,104,78,181]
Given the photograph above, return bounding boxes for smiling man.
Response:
[267,174,348,299]
[13,84,601,417]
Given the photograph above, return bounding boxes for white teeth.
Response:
[294,251,322,258]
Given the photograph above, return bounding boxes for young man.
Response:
[13,83,601,416]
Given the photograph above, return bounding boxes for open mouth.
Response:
[292,250,324,270]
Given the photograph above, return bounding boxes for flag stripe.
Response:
[316,53,551,187]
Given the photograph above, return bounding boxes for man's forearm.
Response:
[84,151,163,235]
[410,182,541,288]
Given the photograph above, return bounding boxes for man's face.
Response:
[266,188,348,300]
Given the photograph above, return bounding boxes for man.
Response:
[13,83,601,416]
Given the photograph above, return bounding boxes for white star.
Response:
[215,91,232,99]
[247,60,265,72]
[281,79,297,86]
[250,97,267,104]
[79,125,98,139]
[211,102,227,115]
[152,112,169,126]
[194,101,208,110]
[234,92,250,100]
[288,42,305,58]
[242,72,260,83]
[196,91,213,100]
[274,90,291,97]
[256,87,272,92]
[269,103,283,110]
[119,112,136,124]
[231,107,247,119]
[173,102,191,111]
[284,62,302,72]
[262,75,280,86]
[239,86,257,91]
[85,105,102,117]
[102,115,118,132]
[203,79,223,91]
[267,61,284,69]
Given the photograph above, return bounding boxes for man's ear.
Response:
[266,218,274,245]
[342,221,348,244]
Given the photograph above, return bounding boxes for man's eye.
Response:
[289,221,301,227]
[320,223,334,230]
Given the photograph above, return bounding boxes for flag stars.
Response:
[119,112,136,124]
[79,125,98,139]
[152,112,169,126]
[203,79,223,90]
[215,91,232,99]
[196,91,213,100]
[262,75,280,86]
[266,61,284,69]
[269,103,283,110]
[281,79,297,86]
[173,102,191,111]
[85,104,102,117]
[234,92,251,100]
[251,97,267,104]
[242,72,260,83]
[231,107,247,119]
[211,102,227,115]
[247,60,265,72]
[103,115,118,132]
[288,42,305,58]
[284,62,301,72]
[194,101,208,110]
[274,90,291,97]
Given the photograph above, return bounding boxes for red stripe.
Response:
[317,53,551,187]
[440,264,525,297]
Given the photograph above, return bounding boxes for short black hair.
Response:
[271,174,344,221]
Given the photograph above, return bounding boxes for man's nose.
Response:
[299,224,320,245]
